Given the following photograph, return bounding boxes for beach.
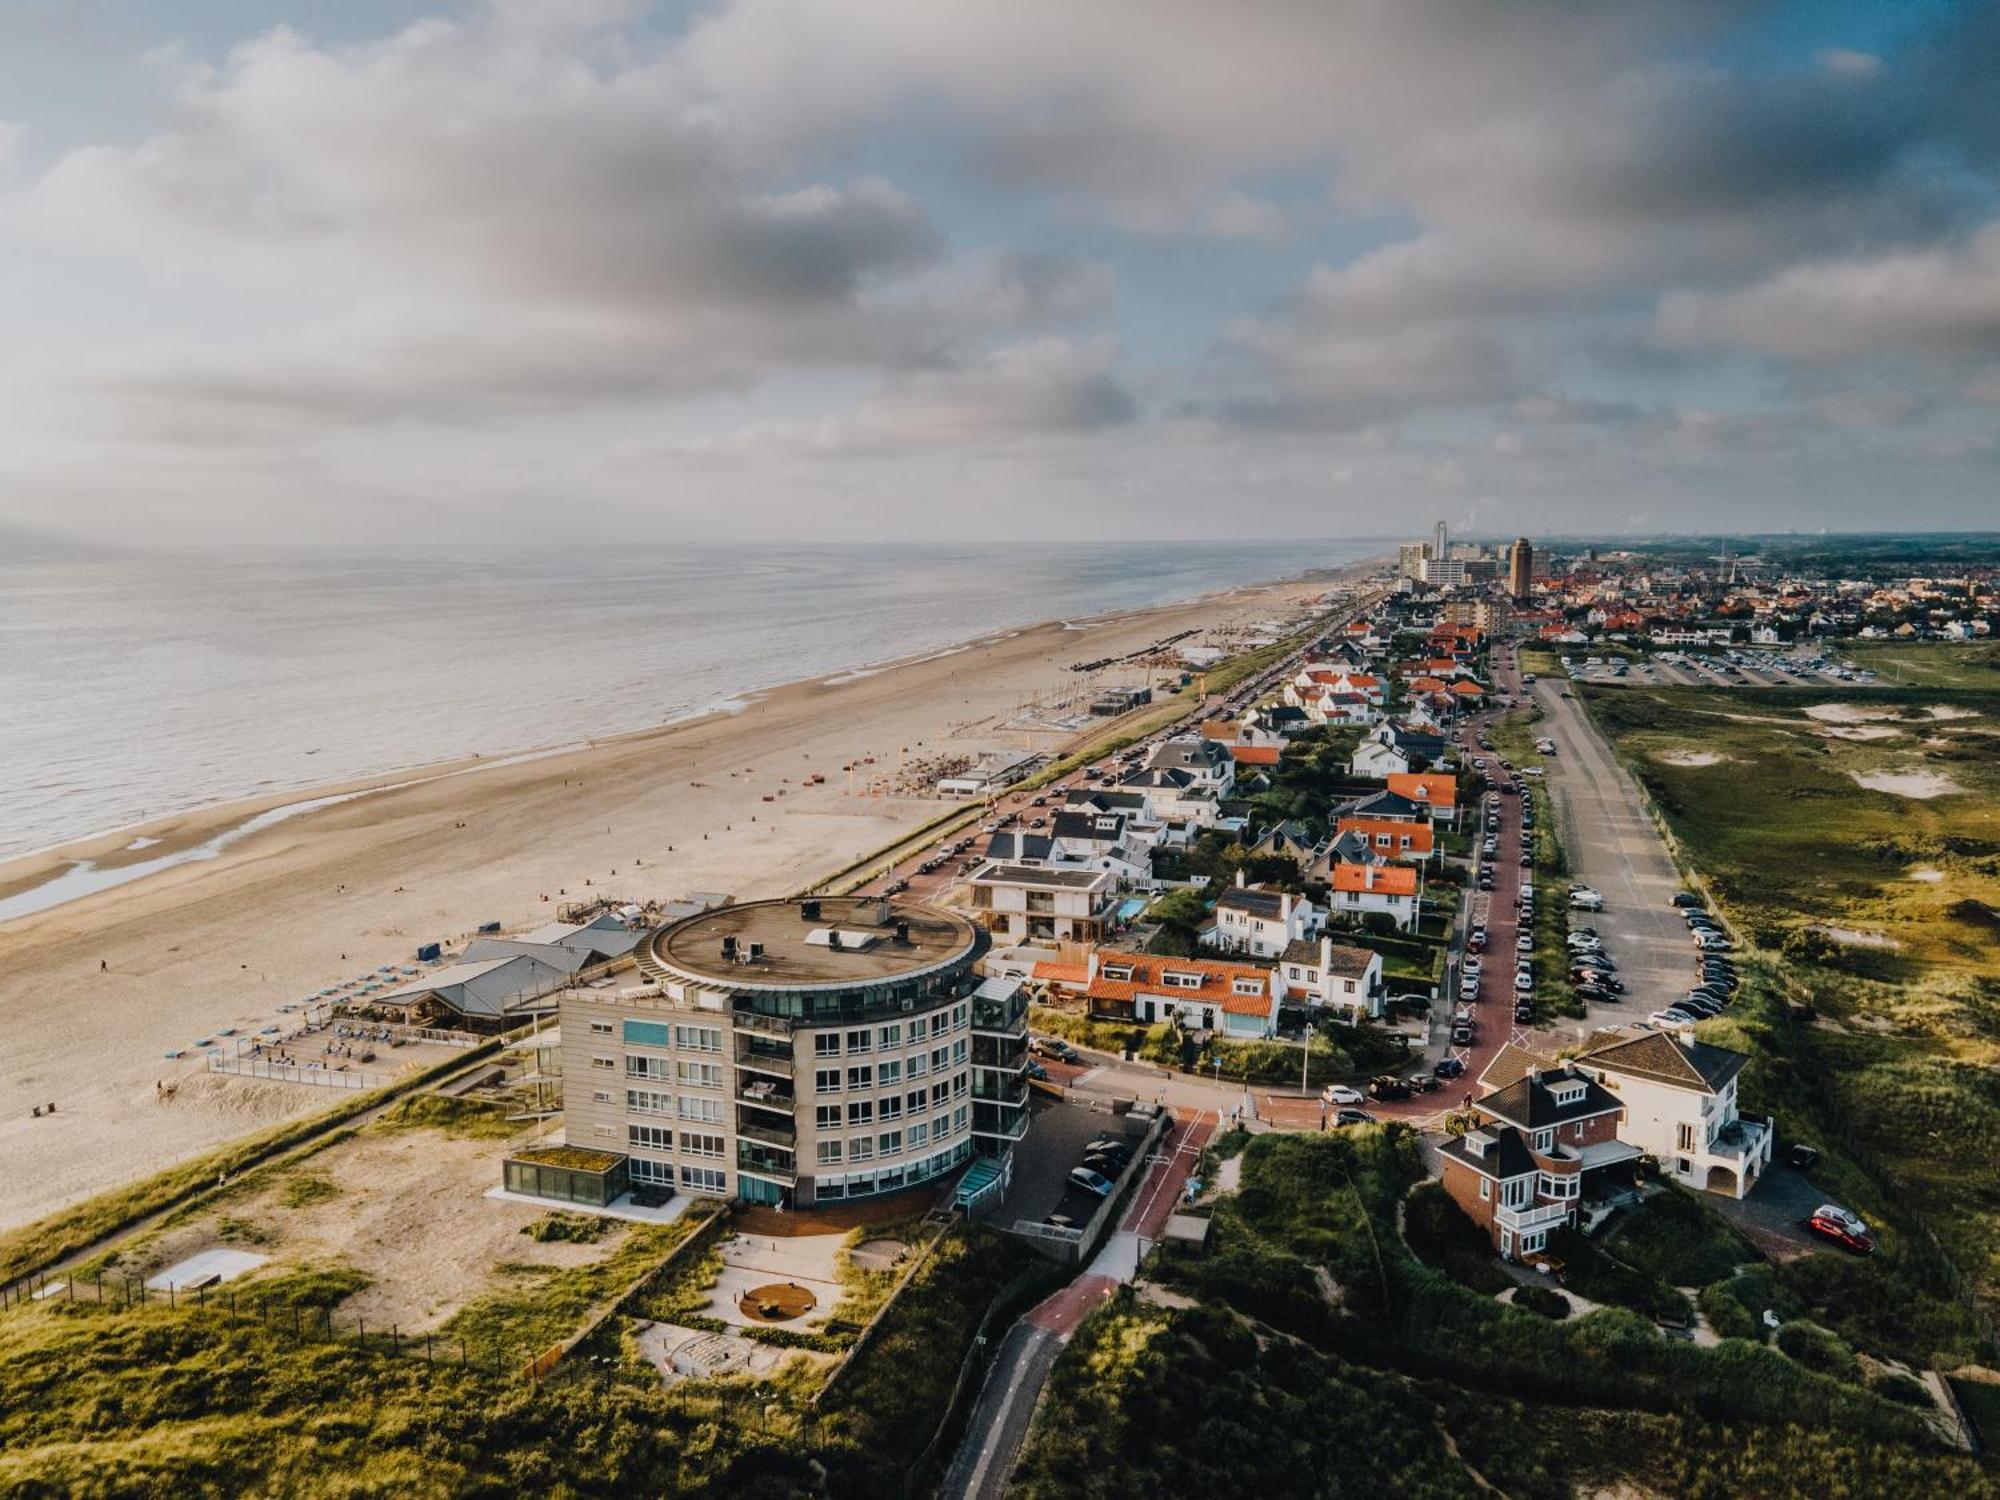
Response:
[0,567,1357,1232]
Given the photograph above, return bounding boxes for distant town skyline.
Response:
[1,0,1996,544]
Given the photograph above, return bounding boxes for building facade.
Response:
[1509,538,1535,598]
[553,897,1027,1210]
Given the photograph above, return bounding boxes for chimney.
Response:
[1086,950,1101,982]
[1320,934,1332,970]
[1235,869,1247,889]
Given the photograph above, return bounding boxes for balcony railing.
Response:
[1495,1200,1572,1234]
[737,1116,796,1148]
[972,1077,1030,1107]
[737,1078,796,1110]
[736,1145,797,1183]
[735,1040,796,1077]
[972,1107,1030,1141]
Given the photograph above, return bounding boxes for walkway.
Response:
[940,1110,1214,1500]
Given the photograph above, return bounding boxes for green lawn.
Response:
[1843,639,2000,691]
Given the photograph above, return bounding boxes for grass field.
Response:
[1578,672,2000,1333]
[1844,640,2000,691]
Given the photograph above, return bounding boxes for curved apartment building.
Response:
[551,896,1029,1209]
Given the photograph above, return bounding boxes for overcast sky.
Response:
[0,0,1995,544]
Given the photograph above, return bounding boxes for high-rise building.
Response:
[1398,541,1430,580]
[534,896,1027,1211]
[1434,520,1449,565]
[1508,538,1534,597]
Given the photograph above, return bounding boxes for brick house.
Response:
[1437,1063,1630,1261]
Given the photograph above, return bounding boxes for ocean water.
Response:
[0,538,1380,862]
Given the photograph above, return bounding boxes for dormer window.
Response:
[1232,978,1263,997]
[1102,963,1135,982]
[1548,1080,1586,1107]
[1164,971,1203,989]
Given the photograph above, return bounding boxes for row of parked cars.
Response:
[1645,893,1740,1029]
[1064,1134,1137,1202]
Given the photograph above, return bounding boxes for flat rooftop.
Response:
[651,897,978,989]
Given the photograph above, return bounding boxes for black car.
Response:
[1334,1108,1376,1127]
[1514,1004,1534,1022]
[1405,1074,1441,1094]
[1671,892,1705,909]
[1432,1057,1466,1080]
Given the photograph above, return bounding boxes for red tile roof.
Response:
[1228,743,1281,767]
[1331,863,1418,896]
[1386,772,1458,811]
[1334,817,1435,857]
[1082,951,1276,1017]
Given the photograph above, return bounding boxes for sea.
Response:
[0,537,1383,864]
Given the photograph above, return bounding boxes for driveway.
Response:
[1705,1163,1833,1262]
[1529,679,1700,1025]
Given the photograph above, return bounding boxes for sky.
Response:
[0,0,1995,545]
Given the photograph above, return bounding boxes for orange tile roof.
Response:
[1083,951,1276,1016]
[1331,862,1418,896]
[1450,680,1486,696]
[1228,743,1281,767]
[1409,675,1449,693]
[1198,720,1241,743]
[1335,817,1435,856]
[1387,772,1458,810]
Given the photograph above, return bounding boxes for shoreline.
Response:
[0,559,1376,1233]
[0,560,1343,924]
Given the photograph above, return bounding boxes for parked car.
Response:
[1031,1036,1079,1062]
[1322,1084,1365,1106]
[1570,891,1604,911]
[1513,971,1535,993]
[1082,1152,1129,1177]
[1333,1108,1376,1127]
[1405,1073,1441,1094]
[1801,1204,1875,1255]
[1024,1059,1049,1081]
[1068,1167,1115,1198]
[1646,1008,1698,1028]
[1516,934,1534,952]
[1671,892,1705,909]
[1433,1057,1466,1080]
[1368,1075,1411,1101]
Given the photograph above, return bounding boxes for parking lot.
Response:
[1564,649,1880,692]
[994,1096,1148,1230]
[1529,679,1710,1025]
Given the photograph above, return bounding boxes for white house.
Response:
[1572,1027,1773,1199]
[1201,873,1322,959]
[967,863,1118,947]
[1277,936,1384,1020]
[1083,951,1281,1040]
[1329,862,1419,931]
[1350,723,1448,779]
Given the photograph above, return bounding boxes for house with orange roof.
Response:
[1449,680,1486,701]
[1080,950,1280,1038]
[1386,772,1459,822]
[1329,862,1420,930]
[1334,816,1435,862]
[1227,742,1282,769]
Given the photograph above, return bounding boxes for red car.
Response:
[1801,1204,1874,1255]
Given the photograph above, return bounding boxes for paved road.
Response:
[940,1110,1214,1500]
[1530,678,1699,1026]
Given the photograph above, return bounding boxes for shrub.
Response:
[1402,1182,1513,1295]
[521,1212,613,1244]
[1874,1370,1935,1408]
[1698,1282,1760,1342]
[1775,1320,1862,1385]
[1513,1284,1570,1320]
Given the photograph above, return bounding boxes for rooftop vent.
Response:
[721,935,738,960]
[894,921,910,945]
[747,941,765,963]
[801,898,822,922]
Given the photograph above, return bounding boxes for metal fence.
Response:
[206,1055,391,1090]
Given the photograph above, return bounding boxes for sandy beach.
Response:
[0,566,1360,1232]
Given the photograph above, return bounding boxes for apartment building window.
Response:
[590,1020,613,1036]
[674,1025,721,1052]
[878,1131,902,1157]
[908,1053,928,1079]
[624,1020,670,1048]
[876,1059,902,1086]
[844,1029,872,1054]
[953,1004,968,1029]
[931,1081,950,1107]
[627,1088,672,1115]
[1677,1121,1696,1153]
[677,1097,722,1124]
[907,1121,929,1148]
[878,1095,902,1121]
[847,1100,873,1126]
[909,1016,928,1042]
[592,1056,616,1072]
[906,1089,927,1115]
[628,1124,673,1152]
[953,1105,968,1133]
[631,1158,674,1187]
[846,1065,873,1091]
[933,1113,952,1141]
[931,1046,950,1072]
[677,1060,723,1089]
[877,1023,902,1048]
[952,1039,967,1065]
[953,1074,968,1099]
[815,1105,841,1130]
[817,1140,843,1165]
[682,1133,724,1158]
[625,1055,669,1081]
[1478,1179,1491,1201]
[849,1137,874,1162]
[592,1090,613,1104]
[815,1068,841,1093]
[815,1034,841,1058]
[680,1166,726,1195]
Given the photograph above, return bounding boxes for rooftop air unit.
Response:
[747,941,764,962]
[894,921,911,945]
[721,935,738,960]
[801,898,822,922]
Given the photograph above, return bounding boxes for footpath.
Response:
[939,1110,1215,1500]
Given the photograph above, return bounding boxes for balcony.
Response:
[737,1116,796,1148]
[736,1142,797,1184]
[972,1076,1030,1108]
[738,1077,796,1110]
[735,1037,795,1077]
[972,1104,1030,1142]
[1495,1200,1572,1234]
[972,991,1030,1034]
